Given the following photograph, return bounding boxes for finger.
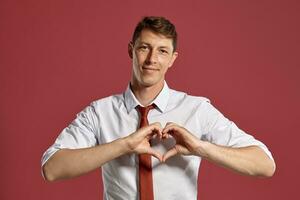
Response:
[162,125,177,139]
[162,132,170,139]
[162,125,180,136]
[162,130,173,139]
[162,147,178,162]
[149,123,163,139]
[152,122,162,129]
[165,122,175,127]
[146,148,162,162]
[140,124,160,137]
[150,129,161,140]
[163,122,179,133]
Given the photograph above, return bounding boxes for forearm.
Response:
[43,123,163,182]
[197,142,276,177]
[43,137,130,182]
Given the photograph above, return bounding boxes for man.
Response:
[42,16,275,199]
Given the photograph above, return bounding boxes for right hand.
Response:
[125,122,163,161]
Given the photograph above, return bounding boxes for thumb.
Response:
[146,147,163,162]
[162,147,178,162]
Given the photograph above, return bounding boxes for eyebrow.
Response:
[138,42,171,50]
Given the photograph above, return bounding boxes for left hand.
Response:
[161,123,276,177]
[162,122,204,162]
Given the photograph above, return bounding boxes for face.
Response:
[128,29,178,88]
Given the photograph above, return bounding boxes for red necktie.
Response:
[136,104,155,200]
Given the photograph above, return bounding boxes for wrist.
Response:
[195,140,211,159]
[120,135,135,154]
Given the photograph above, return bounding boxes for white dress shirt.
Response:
[42,82,274,200]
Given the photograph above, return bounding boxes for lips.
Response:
[142,66,159,71]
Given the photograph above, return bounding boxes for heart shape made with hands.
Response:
[142,122,197,162]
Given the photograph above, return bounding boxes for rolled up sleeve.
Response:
[41,103,100,167]
[200,101,274,161]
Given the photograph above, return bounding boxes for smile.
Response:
[142,67,159,71]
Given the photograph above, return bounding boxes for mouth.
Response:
[142,66,159,71]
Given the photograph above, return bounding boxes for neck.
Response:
[130,80,164,106]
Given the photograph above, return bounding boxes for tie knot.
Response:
[136,104,155,118]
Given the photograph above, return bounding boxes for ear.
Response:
[168,51,178,68]
[128,42,133,59]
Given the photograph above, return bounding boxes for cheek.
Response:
[159,57,172,68]
[133,53,142,65]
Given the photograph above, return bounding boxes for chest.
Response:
[98,104,203,145]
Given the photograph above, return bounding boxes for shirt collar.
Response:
[124,81,170,113]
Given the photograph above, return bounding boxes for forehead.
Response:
[135,29,173,49]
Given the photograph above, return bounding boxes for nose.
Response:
[145,49,158,65]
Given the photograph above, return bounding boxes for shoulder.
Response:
[168,88,226,124]
[169,88,211,106]
[89,92,124,109]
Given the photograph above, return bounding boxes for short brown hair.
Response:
[132,16,177,52]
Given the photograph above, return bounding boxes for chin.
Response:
[140,77,163,88]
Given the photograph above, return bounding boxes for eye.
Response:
[159,49,169,54]
[139,45,149,51]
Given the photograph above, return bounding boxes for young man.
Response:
[42,16,275,199]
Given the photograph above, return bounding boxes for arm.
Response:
[43,123,163,182]
[162,122,276,177]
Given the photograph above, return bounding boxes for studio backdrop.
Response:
[1,0,299,199]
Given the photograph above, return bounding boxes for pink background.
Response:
[1,0,299,199]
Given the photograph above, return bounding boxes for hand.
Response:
[162,122,203,162]
[125,122,163,161]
